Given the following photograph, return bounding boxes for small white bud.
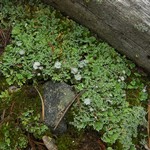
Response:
[84,98,91,105]
[33,62,40,70]
[118,79,121,82]
[142,86,147,93]
[54,61,61,69]
[71,67,78,74]
[90,108,94,112]
[78,59,88,68]
[19,50,25,55]
[25,23,28,27]
[109,94,113,97]
[122,70,126,74]
[101,108,105,111]
[74,73,82,81]
[122,93,126,97]
[16,41,22,46]
[120,76,125,81]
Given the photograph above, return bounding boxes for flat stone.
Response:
[43,81,75,133]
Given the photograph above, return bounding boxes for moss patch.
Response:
[0,82,49,149]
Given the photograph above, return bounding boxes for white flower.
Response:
[122,93,126,97]
[19,50,25,55]
[25,23,28,27]
[37,73,41,76]
[90,108,94,112]
[83,45,87,48]
[120,76,125,81]
[78,59,88,68]
[122,70,126,74]
[74,73,82,81]
[118,79,121,82]
[142,86,147,93]
[54,61,61,69]
[33,62,41,70]
[16,41,22,46]
[71,67,78,74]
[109,94,113,97]
[101,108,105,111]
[84,98,91,105]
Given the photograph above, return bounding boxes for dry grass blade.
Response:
[1,109,6,121]
[34,86,45,121]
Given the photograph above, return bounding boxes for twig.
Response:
[1,109,6,121]
[54,91,84,130]
[34,86,45,121]
[0,116,10,127]
[0,28,11,48]
[0,29,6,46]
[148,100,150,149]
[28,134,36,150]
[9,101,15,115]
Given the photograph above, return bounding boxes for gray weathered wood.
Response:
[44,0,150,73]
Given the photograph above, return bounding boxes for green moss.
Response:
[0,83,49,149]
[11,85,42,114]
[56,126,84,150]
[0,123,28,150]
[126,69,149,106]
[0,76,9,92]
[0,0,149,149]
[57,134,75,150]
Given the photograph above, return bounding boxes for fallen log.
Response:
[44,0,150,73]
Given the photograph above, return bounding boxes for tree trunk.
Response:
[44,0,150,73]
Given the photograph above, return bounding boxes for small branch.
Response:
[34,86,45,121]
[1,109,6,121]
[54,91,84,130]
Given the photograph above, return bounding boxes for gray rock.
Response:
[43,81,75,134]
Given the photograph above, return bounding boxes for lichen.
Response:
[134,23,149,32]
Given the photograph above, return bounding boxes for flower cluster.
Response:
[70,59,88,81]
[74,73,82,81]
[118,76,125,82]
[33,62,43,70]
[70,67,82,81]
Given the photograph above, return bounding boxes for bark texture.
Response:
[44,0,150,73]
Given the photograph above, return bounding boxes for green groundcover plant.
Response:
[0,0,148,149]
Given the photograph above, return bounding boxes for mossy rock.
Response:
[44,81,75,134]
